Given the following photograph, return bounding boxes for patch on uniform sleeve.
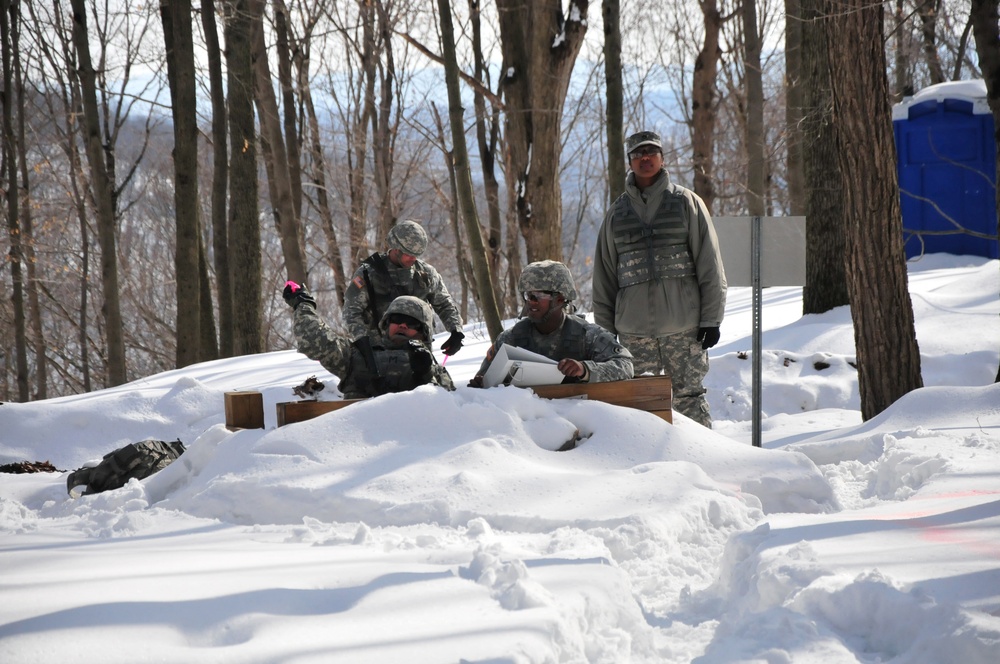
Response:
[352,275,366,290]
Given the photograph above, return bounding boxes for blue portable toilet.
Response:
[892,80,998,259]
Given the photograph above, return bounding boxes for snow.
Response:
[2,254,999,663]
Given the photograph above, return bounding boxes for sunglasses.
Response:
[522,290,557,303]
[388,313,423,329]
[629,146,662,160]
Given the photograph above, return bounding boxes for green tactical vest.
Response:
[610,191,696,288]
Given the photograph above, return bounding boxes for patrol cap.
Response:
[624,131,662,154]
[386,220,428,257]
[379,295,435,343]
[518,260,578,302]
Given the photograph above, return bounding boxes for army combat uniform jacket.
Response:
[294,303,454,399]
[343,253,463,345]
[477,315,634,384]
[592,168,727,338]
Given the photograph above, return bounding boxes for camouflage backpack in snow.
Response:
[66,439,186,497]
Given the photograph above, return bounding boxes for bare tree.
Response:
[161,0,203,368]
[969,0,1000,382]
[225,0,264,354]
[784,0,805,216]
[495,0,589,263]
[437,0,503,341]
[691,0,723,210]
[742,0,766,216]
[800,0,848,314]
[827,0,923,419]
[602,0,624,203]
[69,0,127,385]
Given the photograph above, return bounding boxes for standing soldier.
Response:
[593,130,727,427]
[344,220,465,356]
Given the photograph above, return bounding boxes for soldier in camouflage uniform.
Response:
[469,261,633,387]
[284,283,454,399]
[343,220,465,357]
[592,130,727,427]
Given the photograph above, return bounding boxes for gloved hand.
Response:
[282,281,316,310]
[409,342,433,374]
[440,330,465,355]
[697,326,721,350]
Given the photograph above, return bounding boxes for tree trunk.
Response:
[692,0,721,211]
[1,0,29,400]
[743,0,766,216]
[201,0,232,357]
[495,0,589,263]
[225,0,263,355]
[372,0,397,241]
[801,0,848,314]
[969,0,1000,382]
[251,0,306,285]
[916,0,945,85]
[602,0,624,204]
[437,0,503,341]
[69,0,127,385]
[784,0,805,216]
[161,0,202,369]
[827,0,923,419]
[468,0,504,302]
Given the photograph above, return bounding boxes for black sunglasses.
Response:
[522,290,557,303]
[629,146,662,160]
[388,313,424,329]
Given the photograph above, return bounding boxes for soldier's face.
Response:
[387,317,422,342]
[389,249,418,268]
[523,291,563,322]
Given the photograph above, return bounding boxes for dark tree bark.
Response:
[969,0,1000,382]
[916,0,945,84]
[827,0,923,419]
[801,0,848,313]
[161,0,202,368]
[225,0,263,355]
[437,0,503,341]
[692,0,721,211]
[495,0,589,263]
[201,0,233,357]
[743,0,765,216]
[69,0,127,385]
[602,0,624,204]
[785,0,805,216]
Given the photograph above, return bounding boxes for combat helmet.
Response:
[386,220,428,257]
[518,260,578,303]
[379,295,435,344]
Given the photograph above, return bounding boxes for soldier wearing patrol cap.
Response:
[343,220,465,359]
[593,130,727,427]
[284,283,454,398]
[469,260,633,388]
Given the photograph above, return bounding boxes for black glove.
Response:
[282,281,316,310]
[440,330,465,355]
[697,326,721,350]
[409,342,433,375]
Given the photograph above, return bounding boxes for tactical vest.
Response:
[610,190,696,288]
[506,315,589,363]
[341,343,445,398]
[360,253,434,331]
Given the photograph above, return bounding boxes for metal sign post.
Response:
[714,216,806,447]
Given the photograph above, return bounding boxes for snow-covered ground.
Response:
[1,254,998,663]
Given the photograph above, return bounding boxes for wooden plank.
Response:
[272,375,672,426]
[224,391,264,430]
[277,398,364,426]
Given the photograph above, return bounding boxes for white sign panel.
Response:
[714,216,806,287]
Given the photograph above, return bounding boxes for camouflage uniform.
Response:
[592,132,726,427]
[477,260,634,383]
[294,294,454,399]
[343,220,463,346]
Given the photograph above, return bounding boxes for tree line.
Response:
[1,0,997,420]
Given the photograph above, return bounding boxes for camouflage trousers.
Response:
[619,329,712,428]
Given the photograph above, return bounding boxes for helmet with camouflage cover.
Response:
[386,220,428,257]
[379,295,435,343]
[518,260,578,303]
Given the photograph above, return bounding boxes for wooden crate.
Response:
[224,391,265,430]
